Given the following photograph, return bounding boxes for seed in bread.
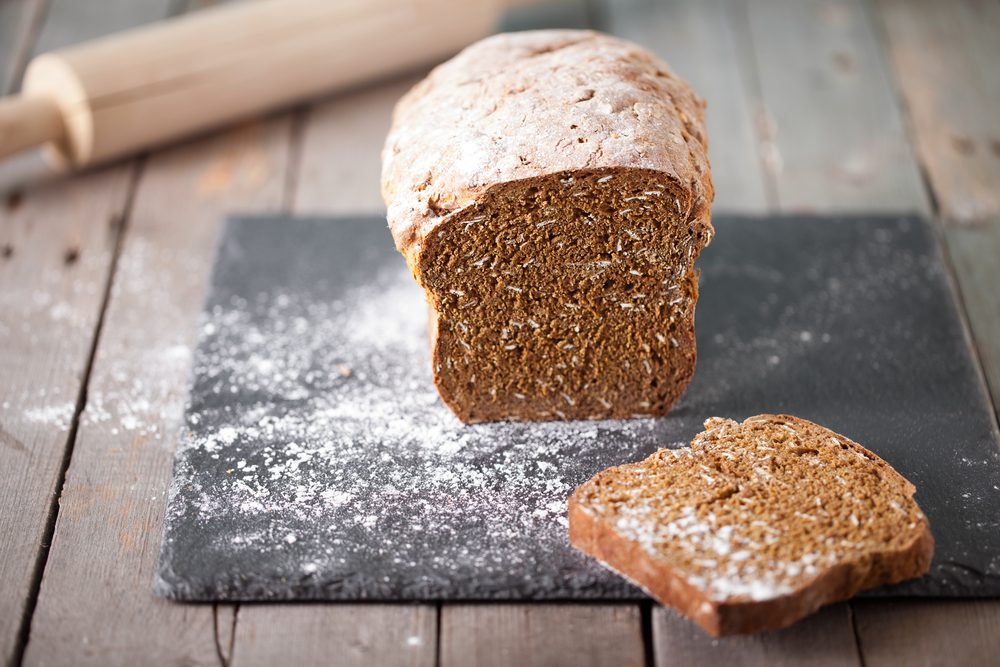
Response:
[568,414,934,636]
[380,30,714,423]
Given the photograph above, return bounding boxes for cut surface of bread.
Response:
[381,30,713,423]
[568,414,934,636]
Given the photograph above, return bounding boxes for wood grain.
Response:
[874,0,1000,225]
[873,0,1000,414]
[854,599,1000,667]
[22,0,499,169]
[0,165,133,667]
[231,605,437,667]
[605,0,769,212]
[652,605,860,667]
[742,0,928,213]
[20,116,294,667]
[293,74,422,213]
[0,3,181,665]
[441,605,645,667]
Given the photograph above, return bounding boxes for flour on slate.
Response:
[157,215,1000,600]
[161,259,657,599]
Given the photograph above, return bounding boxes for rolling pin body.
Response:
[7,0,500,169]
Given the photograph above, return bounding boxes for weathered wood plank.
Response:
[652,605,860,666]
[0,0,44,94]
[873,0,1000,414]
[605,0,769,212]
[742,0,928,212]
[854,599,1000,667]
[441,605,645,667]
[31,0,182,54]
[1,3,182,666]
[293,74,421,213]
[21,116,294,665]
[0,165,133,667]
[231,605,437,667]
[874,0,1000,225]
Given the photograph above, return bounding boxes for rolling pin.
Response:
[0,0,514,170]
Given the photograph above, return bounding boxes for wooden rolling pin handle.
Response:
[0,95,64,160]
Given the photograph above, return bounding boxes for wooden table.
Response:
[1,1,997,665]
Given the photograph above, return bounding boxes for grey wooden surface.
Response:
[0,1,998,666]
[0,0,41,94]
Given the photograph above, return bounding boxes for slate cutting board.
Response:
[156,214,1000,602]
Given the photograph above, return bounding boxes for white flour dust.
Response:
[161,259,657,598]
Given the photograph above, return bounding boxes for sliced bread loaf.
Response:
[568,414,934,636]
[381,30,713,423]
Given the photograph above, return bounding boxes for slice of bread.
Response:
[568,414,934,636]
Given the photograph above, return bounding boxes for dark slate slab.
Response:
[155,214,1000,602]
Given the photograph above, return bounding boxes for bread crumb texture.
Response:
[381,30,714,423]
[569,414,934,636]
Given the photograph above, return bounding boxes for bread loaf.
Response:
[568,415,934,636]
[381,30,713,423]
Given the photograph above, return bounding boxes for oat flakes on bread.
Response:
[381,29,713,423]
[568,414,934,636]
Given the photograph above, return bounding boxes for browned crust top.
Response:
[381,29,713,261]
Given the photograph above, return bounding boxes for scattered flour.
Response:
[23,402,77,430]
[161,259,661,598]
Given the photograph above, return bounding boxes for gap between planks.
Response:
[870,0,1000,420]
[21,114,297,667]
[8,2,258,667]
[9,162,142,667]
[1,1,182,665]
[440,605,645,667]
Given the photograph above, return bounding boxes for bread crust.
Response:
[568,415,935,636]
[381,28,713,276]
